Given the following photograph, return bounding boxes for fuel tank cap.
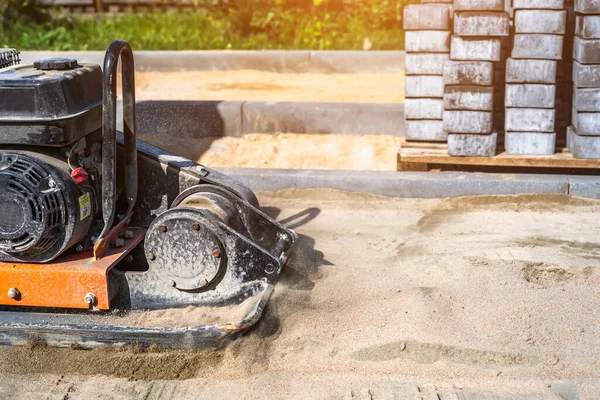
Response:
[34,58,78,70]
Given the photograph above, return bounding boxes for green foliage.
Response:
[2,0,51,28]
[2,0,414,50]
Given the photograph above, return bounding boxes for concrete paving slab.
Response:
[575,0,600,14]
[573,61,600,88]
[444,110,493,133]
[405,98,445,119]
[406,53,449,75]
[512,0,564,8]
[573,87,600,112]
[505,84,556,108]
[569,175,600,198]
[447,131,498,156]
[134,100,244,137]
[450,36,502,61]
[443,61,495,85]
[572,108,600,135]
[242,101,404,136]
[215,167,570,198]
[454,0,504,11]
[512,34,564,60]
[405,120,448,141]
[403,4,452,30]
[506,108,556,132]
[514,10,566,34]
[127,100,406,137]
[406,31,452,53]
[505,132,557,155]
[506,58,557,83]
[308,51,405,73]
[405,75,445,98]
[444,86,495,111]
[568,125,600,158]
[135,50,312,72]
[454,12,511,36]
[573,37,600,64]
[575,15,600,39]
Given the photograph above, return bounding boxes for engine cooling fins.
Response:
[0,49,20,69]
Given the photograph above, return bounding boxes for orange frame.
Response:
[0,228,145,310]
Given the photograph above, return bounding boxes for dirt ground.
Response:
[134,71,404,103]
[139,133,405,171]
[1,190,600,399]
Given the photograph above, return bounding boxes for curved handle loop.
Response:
[98,40,138,242]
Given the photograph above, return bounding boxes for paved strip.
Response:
[19,50,404,73]
[214,168,581,199]
[241,101,403,136]
[131,100,404,137]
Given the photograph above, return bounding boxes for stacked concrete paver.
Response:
[403,0,600,159]
[568,0,600,158]
[504,0,566,155]
[403,3,452,142]
[444,1,510,156]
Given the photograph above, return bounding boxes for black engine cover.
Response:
[0,151,93,263]
[0,62,102,147]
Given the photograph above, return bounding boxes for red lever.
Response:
[71,167,89,184]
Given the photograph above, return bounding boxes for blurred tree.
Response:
[2,0,50,36]
[3,0,408,50]
[0,0,4,40]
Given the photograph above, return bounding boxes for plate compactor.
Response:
[0,41,296,349]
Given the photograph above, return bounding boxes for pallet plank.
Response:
[398,144,600,171]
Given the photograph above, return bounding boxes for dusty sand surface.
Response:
[139,133,405,171]
[1,190,600,398]
[134,71,404,103]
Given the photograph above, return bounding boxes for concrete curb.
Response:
[213,168,587,199]
[19,50,405,73]
[135,101,244,138]
[134,100,404,137]
[568,176,600,199]
[241,101,403,136]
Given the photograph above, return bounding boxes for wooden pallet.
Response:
[397,142,600,172]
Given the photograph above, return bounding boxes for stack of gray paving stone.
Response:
[568,0,600,158]
[504,0,566,155]
[444,0,510,156]
[403,3,452,142]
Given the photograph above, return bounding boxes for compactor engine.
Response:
[0,57,104,263]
